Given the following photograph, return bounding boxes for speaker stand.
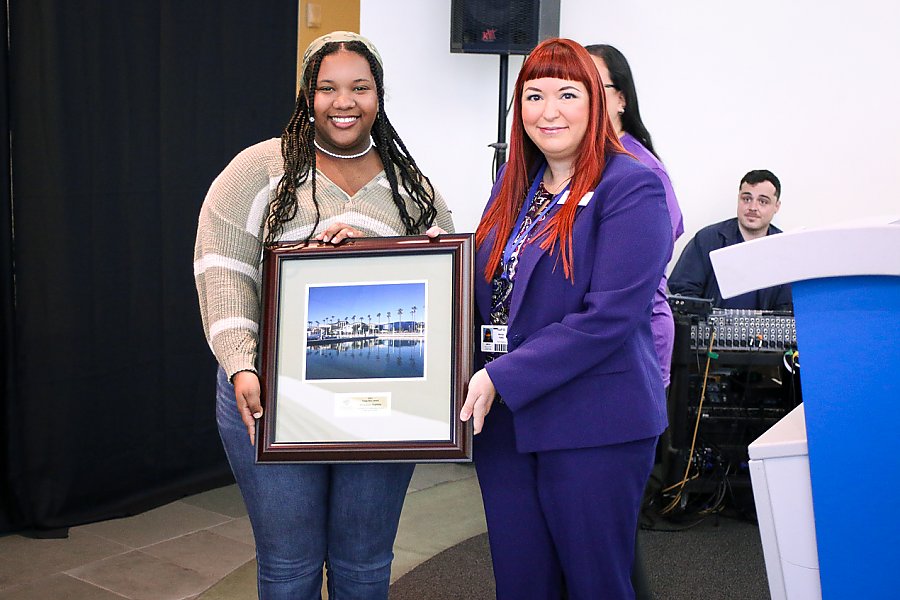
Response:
[490,54,509,181]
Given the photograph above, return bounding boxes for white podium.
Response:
[748,403,820,600]
[711,215,900,600]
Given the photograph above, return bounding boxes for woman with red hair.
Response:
[460,38,672,599]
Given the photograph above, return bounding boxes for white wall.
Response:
[360,0,521,233]
[362,0,900,264]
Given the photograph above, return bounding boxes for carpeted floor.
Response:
[389,515,771,600]
[389,533,494,600]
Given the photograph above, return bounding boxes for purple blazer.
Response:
[477,153,672,453]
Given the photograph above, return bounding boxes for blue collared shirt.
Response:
[668,217,793,311]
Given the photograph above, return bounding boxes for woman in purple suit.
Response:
[460,38,672,599]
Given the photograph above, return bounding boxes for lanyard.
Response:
[501,164,570,271]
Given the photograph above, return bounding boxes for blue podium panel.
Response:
[792,276,900,599]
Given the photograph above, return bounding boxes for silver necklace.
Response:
[314,138,374,160]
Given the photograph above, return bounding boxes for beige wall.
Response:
[297,0,361,92]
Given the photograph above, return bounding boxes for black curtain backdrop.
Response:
[1,1,18,533]
[1,1,297,533]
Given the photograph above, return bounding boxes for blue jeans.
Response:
[216,368,414,599]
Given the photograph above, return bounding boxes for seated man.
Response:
[669,169,792,311]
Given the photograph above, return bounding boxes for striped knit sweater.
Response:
[194,138,455,379]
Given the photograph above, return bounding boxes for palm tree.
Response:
[397,308,403,333]
[387,311,391,333]
[351,314,357,336]
[411,306,417,334]
[367,314,371,335]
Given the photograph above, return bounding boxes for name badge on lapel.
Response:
[481,325,508,354]
[555,190,594,206]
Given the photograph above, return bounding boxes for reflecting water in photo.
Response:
[305,338,425,380]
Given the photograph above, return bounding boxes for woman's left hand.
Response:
[315,222,365,244]
[425,226,447,238]
[460,368,496,434]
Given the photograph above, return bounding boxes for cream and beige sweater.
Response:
[194,138,455,378]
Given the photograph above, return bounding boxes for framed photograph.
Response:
[256,234,474,463]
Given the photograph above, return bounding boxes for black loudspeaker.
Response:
[450,0,560,55]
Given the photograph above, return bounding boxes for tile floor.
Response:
[0,463,486,600]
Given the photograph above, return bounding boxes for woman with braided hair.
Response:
[194,31,453,599]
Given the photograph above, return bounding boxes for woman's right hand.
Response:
[232,371,263,445]
[460,368,496,434]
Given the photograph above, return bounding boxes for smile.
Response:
[330,116,359,124]
[538,127,567,135]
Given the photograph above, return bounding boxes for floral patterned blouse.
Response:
[489,182,556,329]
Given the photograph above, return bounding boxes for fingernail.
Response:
[323,236,330,242]
[253,412,263,419]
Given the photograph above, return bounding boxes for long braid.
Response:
[266,41,439,244]
[359,47,437,234]
[305,57,322,242]
[375,117,437,232]
[266,54,325,246]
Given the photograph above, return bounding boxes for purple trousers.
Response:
[474,403,656,600]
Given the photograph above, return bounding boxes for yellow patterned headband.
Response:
[299,31,383,91]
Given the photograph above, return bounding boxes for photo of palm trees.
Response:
[304,281,427,380]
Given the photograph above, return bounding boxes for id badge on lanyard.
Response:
[481,325,508,354]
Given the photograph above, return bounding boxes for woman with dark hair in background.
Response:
[586,42,685,600]
[586,44,684,388]
[194,31,453,599]
[461,38,672,599]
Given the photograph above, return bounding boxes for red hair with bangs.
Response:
[475,38,626,281]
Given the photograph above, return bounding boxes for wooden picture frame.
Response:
[256,234,473,463]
